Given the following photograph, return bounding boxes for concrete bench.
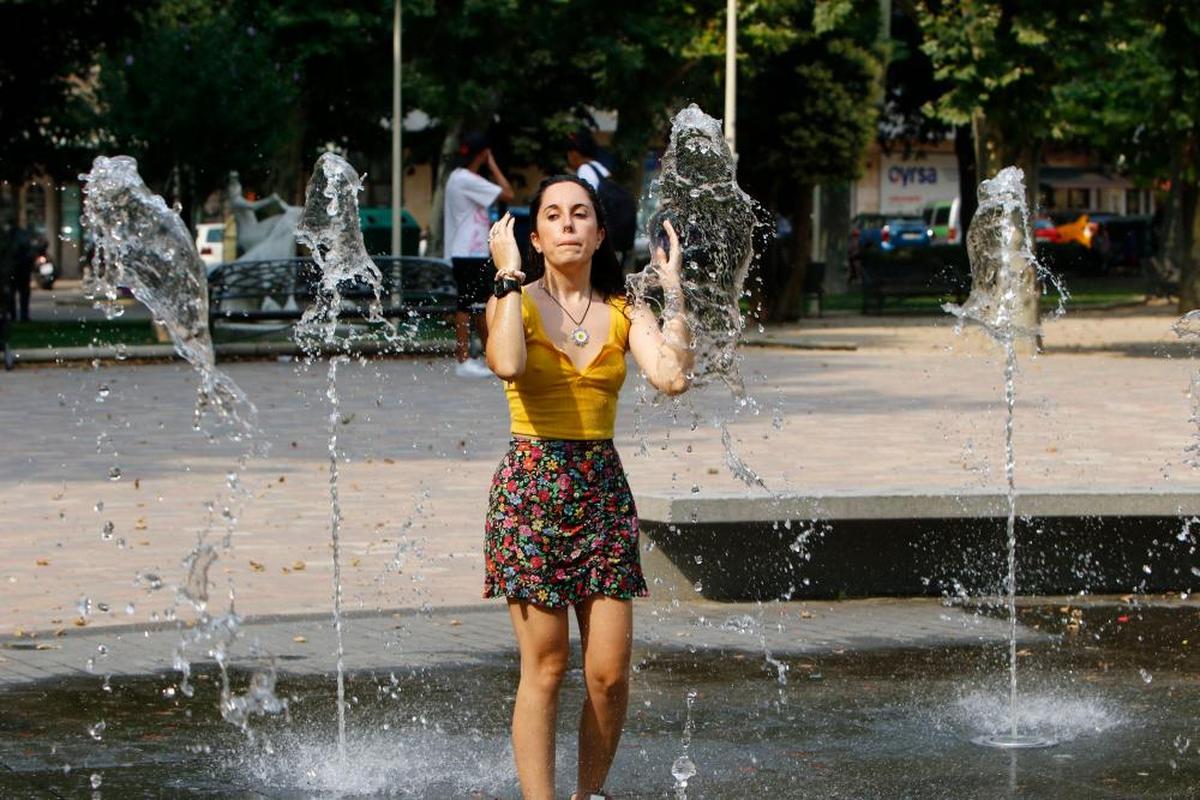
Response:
[859,245,969,314]
[635,490,1200,600]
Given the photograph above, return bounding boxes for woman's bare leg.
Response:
[574,596,633,797]
[508,599,570,800]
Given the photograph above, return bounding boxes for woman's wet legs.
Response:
[574,595,633,798]
[507,599,570,800]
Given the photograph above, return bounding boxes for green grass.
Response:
[6,316,455,350]
[823,285,1148,315]
[6,319,161,349]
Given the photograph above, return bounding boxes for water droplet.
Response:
[95,385,110,402]
[125,602,136,614]
[163,686,176,699]
[94,501,104,513]
[693,554,703,565]
[672,754,697,783]
[100,521,114,540]
[107,466,122,481]
[1142,564,1152,575]
[87,721,106,741]
[1139,668,1153,684]
[90,772,102,789]
[690,484,700,494]
[692,580,703,593]
[114,342,129,360]
[77,597,92,616]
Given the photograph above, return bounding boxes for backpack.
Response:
[586,163,637,253]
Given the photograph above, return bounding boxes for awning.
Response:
[1039,166,1134,191]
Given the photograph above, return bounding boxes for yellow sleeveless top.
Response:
[505,291,631,440]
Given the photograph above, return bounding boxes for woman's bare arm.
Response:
[628,220,693,396]
[485,213,526,379]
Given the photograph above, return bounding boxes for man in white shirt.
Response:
[443,132,514,377]
[566,129,610,190]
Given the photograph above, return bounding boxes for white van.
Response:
[922,198,961,244]
[195,223,226,271]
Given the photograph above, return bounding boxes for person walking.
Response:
[444,132,515,378]
[482,174,692,800]
[6,225,34,322]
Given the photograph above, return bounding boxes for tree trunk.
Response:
[955,124,978,238]
[770,184,813,321]
[427,119,463,259]
[972,110,992,183]
[1171,176,1200,311]
[822,181,851,294]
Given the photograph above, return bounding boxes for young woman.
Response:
[483,175,692,800]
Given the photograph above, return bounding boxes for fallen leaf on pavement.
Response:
[249,561,265,572]
[35,559,50,567]
[292,561,306,571]
[293,636,307,643]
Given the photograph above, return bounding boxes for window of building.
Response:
[1066,188,1090,210]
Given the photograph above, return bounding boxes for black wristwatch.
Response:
[494,276,522,299]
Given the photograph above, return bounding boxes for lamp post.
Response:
[724,0,737,161]
[390,0,402,256]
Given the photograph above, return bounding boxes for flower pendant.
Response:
[571,327,590,347]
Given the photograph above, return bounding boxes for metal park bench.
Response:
[207,256,458,343]
[860,245,969,314]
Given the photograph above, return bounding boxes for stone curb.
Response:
[7,339,455,364]
[634,490,1200,523]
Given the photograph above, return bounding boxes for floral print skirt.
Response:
[484,437,648,608]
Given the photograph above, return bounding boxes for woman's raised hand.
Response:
[488,213,525,282]
[653,218,683,293]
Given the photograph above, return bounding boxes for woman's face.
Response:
[531,181,604,267]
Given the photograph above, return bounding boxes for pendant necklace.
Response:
[540,281,593,347]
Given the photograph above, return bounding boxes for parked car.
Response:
[880,216,932,250]
[1033,216,1062,243]
[921,197,961,244]
[850,213,888,250]
[195,223,225,271]
[1050,213,1098,249]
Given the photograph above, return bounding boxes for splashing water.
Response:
[628,104,761,396]
[1173,311,1200,467]
[671,688,699,799]
[293,152,387,763]
[944,166,1067,341]
[80,155,280,732]
[627,105,771,490]
[295,152,393,350]
[945,167,1065,748]
[80,155,257,438]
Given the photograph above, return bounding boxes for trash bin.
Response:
[359,207,421,256]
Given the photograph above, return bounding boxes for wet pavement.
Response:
[1,602,1196,799]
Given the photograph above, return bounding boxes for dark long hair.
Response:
[526,175,625,299]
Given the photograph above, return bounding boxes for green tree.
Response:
[0,0,137,183]
[916,0,1105,211]
[735,0,884,320]
[95,1,299,224]
[1062,3,1200,310]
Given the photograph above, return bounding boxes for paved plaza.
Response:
[2,303,1199,681]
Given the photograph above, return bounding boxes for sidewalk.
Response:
[2,306,1198,642]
